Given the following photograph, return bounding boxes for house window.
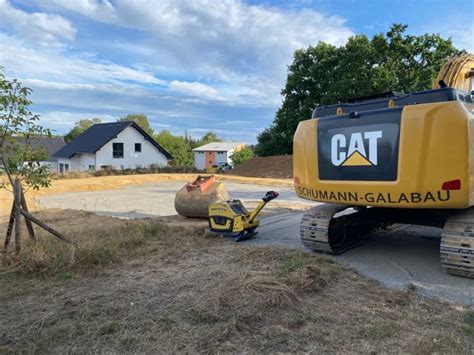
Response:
[135,143,142,152]
[217,151,225,155]
[64,164,69,172]
[88,165,95,171]
[113,143,124,158]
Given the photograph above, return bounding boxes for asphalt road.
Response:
[39,181,474,306]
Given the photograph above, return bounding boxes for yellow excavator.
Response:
[293,53,474,278]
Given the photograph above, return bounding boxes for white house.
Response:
[53,122,172,172]
[192,142,246,170]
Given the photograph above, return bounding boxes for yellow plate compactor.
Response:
[209,191,279,241]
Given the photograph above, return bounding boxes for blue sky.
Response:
[0,0,472,143]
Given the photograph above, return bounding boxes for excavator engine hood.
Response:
[293,88,474,209]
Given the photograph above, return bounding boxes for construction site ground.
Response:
[3,174,473,307]
[1,210,473,353]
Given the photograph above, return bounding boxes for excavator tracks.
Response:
[300,204,385,255]
[300,203,474,278]
[440,207,474,278]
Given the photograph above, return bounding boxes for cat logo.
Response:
[318,109,400,181]
[331,131,382,167]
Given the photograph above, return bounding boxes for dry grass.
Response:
[0,210,208,294]
[0,210,472,353]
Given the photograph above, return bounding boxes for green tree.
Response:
[197,132,223,147]
[1,69,69,255]
[0,69,51,191]
[255,24,457,156]
[120,114,154,136]
[64,117,101,142]
[155,130,194,166]
[230,146,253,166]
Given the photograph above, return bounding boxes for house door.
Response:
[205,151,215,169]
[59,163,64,173]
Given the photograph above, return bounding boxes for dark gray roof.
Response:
[0,136,66,162]
[53,121,172,159]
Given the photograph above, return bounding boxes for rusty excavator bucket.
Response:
[174,175,230,218]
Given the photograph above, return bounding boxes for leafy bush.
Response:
[230,146,253,166]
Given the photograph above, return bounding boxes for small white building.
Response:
[53,122,172,172]
[193,142,246,170]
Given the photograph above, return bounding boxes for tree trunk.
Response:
[4,202,15,251]
[20,187,35,241]
[14,179,21,256]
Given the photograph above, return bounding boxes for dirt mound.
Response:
[230,155,293,179]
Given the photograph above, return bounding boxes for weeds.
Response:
[0,215,180,304]
[4,221,170,275]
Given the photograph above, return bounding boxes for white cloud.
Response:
[31,0,353,84]
[38,111,117,129]
[0,0,75,46]
[39,0,117,22]
[169,81,221,100]
[0,34,164,86]
[1,0,355,141]
[22,79,96,90]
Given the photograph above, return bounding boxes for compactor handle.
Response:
[262,191,279,202]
